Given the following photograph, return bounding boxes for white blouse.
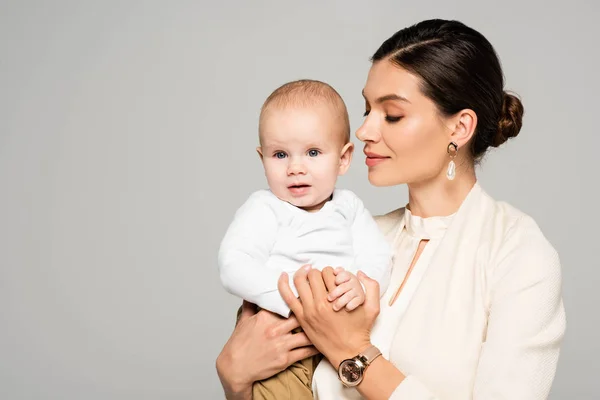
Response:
[313,182,565,399]
[312,208,455,399]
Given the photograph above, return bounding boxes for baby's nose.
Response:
[287,161,306,175]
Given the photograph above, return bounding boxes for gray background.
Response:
[1,0,597,399]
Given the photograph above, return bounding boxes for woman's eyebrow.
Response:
[362,89,410,104]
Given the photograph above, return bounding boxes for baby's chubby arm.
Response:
[347,191,393,296]
[218,191,295,318]
[322,191,392,312]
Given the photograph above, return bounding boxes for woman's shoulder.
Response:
[486,197,561,281]
[475,184,557,253]
[373,207,406,238]
[493,200,555,250]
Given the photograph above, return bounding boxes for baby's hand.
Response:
[326,267,365,311]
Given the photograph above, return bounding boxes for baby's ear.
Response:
[338,142,354,175]
[256,146,263,161]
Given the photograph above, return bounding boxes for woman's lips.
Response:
[365,153,390,167]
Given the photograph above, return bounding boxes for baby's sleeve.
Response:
[218,191,295,317]
[347,192,393,296]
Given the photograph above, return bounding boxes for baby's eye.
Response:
[274,152,287,159]
[307,149,320,157]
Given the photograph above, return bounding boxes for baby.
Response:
[218,79,392,399]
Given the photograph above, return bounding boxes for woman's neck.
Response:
[407,170,477,218]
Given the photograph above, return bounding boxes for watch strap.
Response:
[359,345,382,366]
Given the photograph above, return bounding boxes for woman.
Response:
[216,19,566,399]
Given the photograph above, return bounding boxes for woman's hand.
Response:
[278,266,380,368]
[216,300,319,400]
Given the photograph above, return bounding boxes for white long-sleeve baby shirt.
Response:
[218,189,392,317]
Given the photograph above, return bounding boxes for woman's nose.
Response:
[356,117,380,143]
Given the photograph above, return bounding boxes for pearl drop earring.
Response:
[446,142,458,181]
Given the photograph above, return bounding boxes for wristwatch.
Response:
[337,345,382,387]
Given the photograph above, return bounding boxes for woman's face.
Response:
[356,60,455,187]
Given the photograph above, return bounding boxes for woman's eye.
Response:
[385,115,402,123]
[308,149,320,157]
[363,110,370,117]
[275,152,287,159]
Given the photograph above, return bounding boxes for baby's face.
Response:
[258,105,352,212]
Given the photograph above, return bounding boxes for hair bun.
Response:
[494,92,524,147]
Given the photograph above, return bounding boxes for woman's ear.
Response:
[338,142,354,175]
[448,109,477,149]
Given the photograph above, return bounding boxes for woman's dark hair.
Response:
[372,19,523,159]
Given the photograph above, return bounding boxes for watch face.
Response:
[339,360,363,385]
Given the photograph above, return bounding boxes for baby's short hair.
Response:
[259,79,350,144]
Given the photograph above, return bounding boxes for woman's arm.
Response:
[216,301,320,399]
[469,218,566,399]
[278,266,407,399]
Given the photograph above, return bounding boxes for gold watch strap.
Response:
[359,345,382,366]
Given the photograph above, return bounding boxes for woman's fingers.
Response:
[287,330,313,349]
[288,346,320,366]
[279,313,301,334]
[358,270,381,316]
[292,265,315,310]
[307,268,328,301]
[322,266,337,293]
[278,272,305,318]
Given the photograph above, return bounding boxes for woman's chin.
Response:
[368,171,399,187]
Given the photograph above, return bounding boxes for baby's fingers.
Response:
[334,266,345,275]
[345,293,365,311]
[333,290,359,311]
[334,270,351,285]
[327,280,353,301]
